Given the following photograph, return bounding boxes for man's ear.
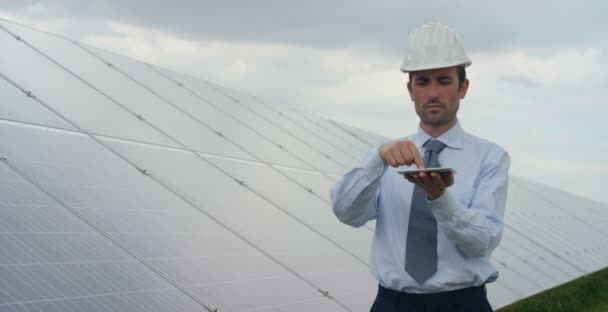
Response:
[459,78,469,99]
[407,80,414,101]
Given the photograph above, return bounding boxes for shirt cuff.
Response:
[361,146,388,181]
[428,189,466,222]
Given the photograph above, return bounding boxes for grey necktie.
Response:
[405,139,447,284]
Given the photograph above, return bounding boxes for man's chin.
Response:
[422,117,451,127]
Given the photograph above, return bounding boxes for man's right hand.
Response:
[378,139,424,168]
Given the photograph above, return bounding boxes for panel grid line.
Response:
[71,40,375,261]
[133,171,352,311]
[0,159,218,312]
[241,296,338,312]
[79,41,369,265]
[498,241,563,285]
[327,120,377,146]
[0,225,114,311]
[13,265,77,312]
[71,42,345,201]
[0,84,351,310]
[282,105,371,155]
[289,108,374,152]
[502,222,586,275]
[225,89,364,163]
[0,286,180,308]
[160,70,358,168]
[75,41,342,178]
[506,203,605,269]
[513,179,608,236]
[0,25,186,151]
[0,259,138,268]
[0,21,381,311]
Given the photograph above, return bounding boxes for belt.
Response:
[377,284,487,305]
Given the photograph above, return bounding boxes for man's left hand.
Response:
[405,172,454,201]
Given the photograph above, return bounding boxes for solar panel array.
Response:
[1,18,607,311]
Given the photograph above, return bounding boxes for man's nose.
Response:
[427,83,440,102]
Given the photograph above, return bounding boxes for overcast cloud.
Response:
[1,1,607,204]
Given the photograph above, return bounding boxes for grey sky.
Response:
[1,1,608,205]
[3,0,606,54]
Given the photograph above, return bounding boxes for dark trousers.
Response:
[370,284,493,312]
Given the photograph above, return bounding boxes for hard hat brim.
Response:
[400,60,472,73]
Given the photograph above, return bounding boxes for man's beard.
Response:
[419,100,458,127]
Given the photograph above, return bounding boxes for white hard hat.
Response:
[400,23,472,73]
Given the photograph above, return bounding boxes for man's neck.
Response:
[420,119,458,138]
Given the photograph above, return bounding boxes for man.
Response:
[331,23,510,312]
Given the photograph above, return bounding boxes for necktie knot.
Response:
[424,139,447,154]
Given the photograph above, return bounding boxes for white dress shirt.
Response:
[331,122,510,293]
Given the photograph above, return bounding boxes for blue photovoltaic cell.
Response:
[102,137,375,310]
[0,120,347,311]
[0,158,203,312]
[202,154,373,263]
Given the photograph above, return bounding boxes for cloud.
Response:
[2,0,607,57]
[496,74,541,89]
[81,20,414,130]
[463,48,607,131]
[473,48,606,88]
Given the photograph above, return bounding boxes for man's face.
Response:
[407,66,469,128]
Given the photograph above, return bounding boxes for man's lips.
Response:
[424,103,444,109]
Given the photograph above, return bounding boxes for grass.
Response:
[497,267,608,312]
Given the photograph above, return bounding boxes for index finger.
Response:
[405,143,424,168]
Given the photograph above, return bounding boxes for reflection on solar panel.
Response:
[1,17,607,311]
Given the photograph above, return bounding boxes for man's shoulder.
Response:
[460,130,510,172]
[462,130,508,154]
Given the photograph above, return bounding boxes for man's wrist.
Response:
[426,191,444,201]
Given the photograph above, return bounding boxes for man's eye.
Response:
[439,79,452,84]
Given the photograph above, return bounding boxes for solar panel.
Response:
[507,180,605,271]
[500,230,576,284]
[102,137,376,311]
[0,22,178,149]
[0,120,352,311]
[0,77,77,131]
[81,44,320,172]
[196,84,363,168]
[0,16,607,311]
[148,67,357,174]
[287,109,376,154]
[0,143,206,312]
[201,154,373,263]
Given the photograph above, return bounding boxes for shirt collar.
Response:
[413,121,465,150]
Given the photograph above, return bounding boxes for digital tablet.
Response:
[398,167,455,176]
